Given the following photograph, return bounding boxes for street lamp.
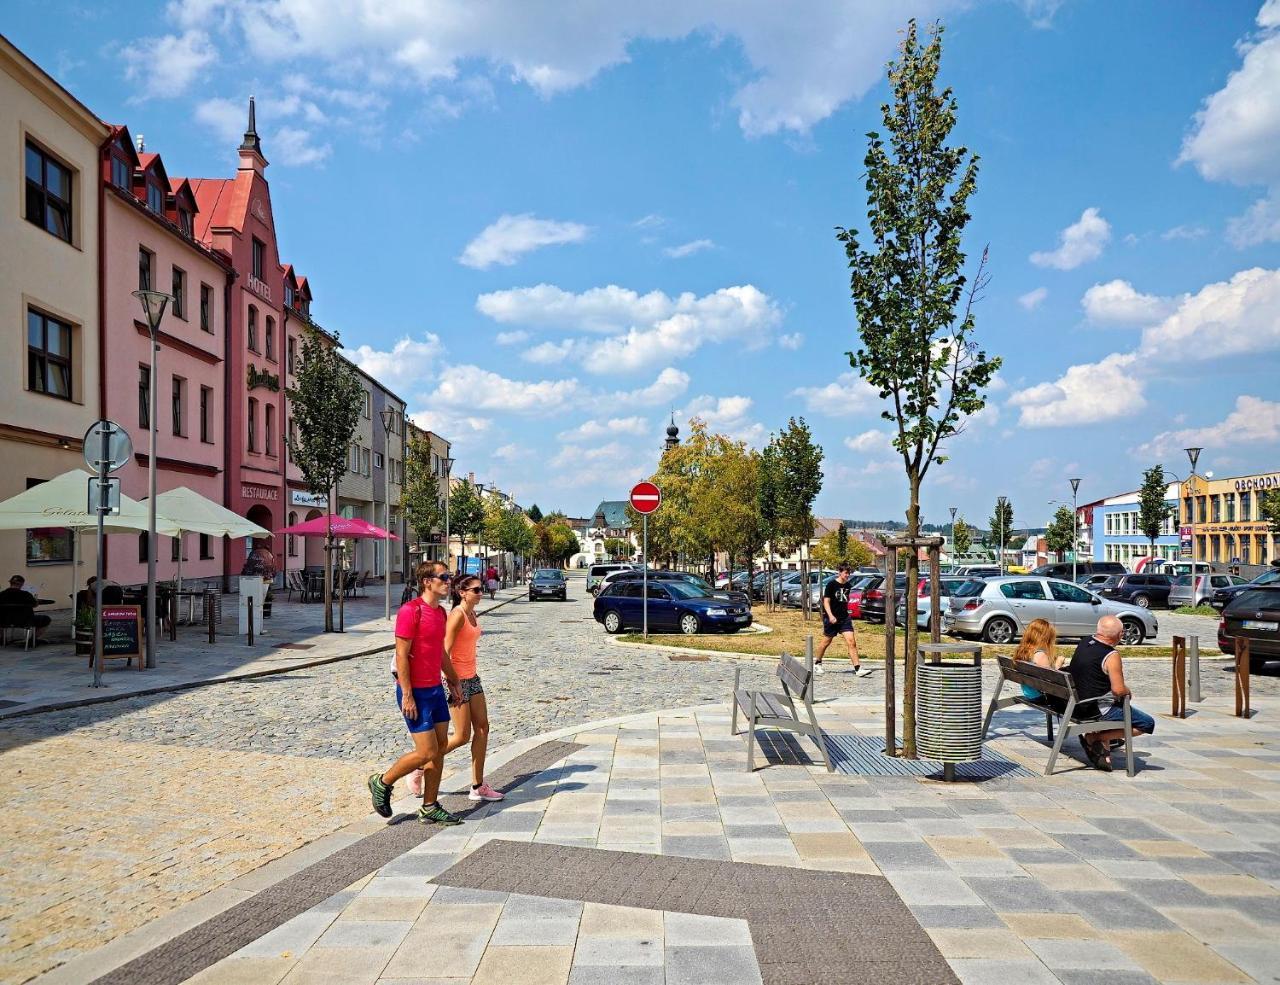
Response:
[997,495,1008,576]
[1069,477,1082,584]
[379,407,397,620]
[133,289,171,670]
[474,482,486,578]
[1185,447,1202,583]
[441,456,455,573]
[948,506,957,556]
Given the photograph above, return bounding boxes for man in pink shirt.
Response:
[368,561,464,824]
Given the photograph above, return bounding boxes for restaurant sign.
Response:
[241,483,279,502]
[290,489,328,508]
[246,364,280,392]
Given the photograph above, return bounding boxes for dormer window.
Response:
[284,284,295,308]
[111,156,130,189]
[146,181,163,213]
[177,208,193,237]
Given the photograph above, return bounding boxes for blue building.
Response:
[1092,485,1180,569]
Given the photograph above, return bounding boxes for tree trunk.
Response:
[323,491,334,632]
[903,475,921,759]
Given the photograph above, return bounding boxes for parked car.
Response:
[596,566,648,595]
[1169,573,1249,609]
[593,579,753,635]
[943,576,1157,646]
[1094,573,1174,609]
[1210,567,1280,610]
[1077,574,1113,591]
[527,568,567,601]
[845,575,881,619]
[895,576,975,628]
[779,569,836,607]
[1028,561,1127,581]
[608,569,749,604]
[715,570,754,590]
[1218,584,1280,671]
[861,574,909,622]
[952,564,1001,578]
[587,563,635,595]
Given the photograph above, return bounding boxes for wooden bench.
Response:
[730,653,831,772]
[981,655,1136,777]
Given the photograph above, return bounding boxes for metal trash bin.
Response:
[916,643,983,780]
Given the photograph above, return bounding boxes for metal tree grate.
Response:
[823,733,1035,779]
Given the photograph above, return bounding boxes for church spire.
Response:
[239,95,261,155]
[664,411,680,451]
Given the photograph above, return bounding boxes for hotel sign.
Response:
[246,364,280,392]
[246,274,273,302]
[1236,474,1279,491]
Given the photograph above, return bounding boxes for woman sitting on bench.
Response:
[1014,619,1064,707]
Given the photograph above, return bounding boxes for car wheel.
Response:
[679,613,701,635]
[1120,618,1144,646]
[983,616,1017,645]
[1132,594,1150,608]
[528,593,534,601]
[602,611,623,634]
[1251,656,1269,673]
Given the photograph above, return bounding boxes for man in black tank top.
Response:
[1067,615,1156,771]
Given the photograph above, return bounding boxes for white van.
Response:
[587,563,634,595]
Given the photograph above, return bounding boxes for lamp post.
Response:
[1069,477,1082,584]
[948,506,957,557]
[133,289,171,670]
[442,456,455,572]
[997,495,1007,576]
[474,482,486,579]
[379,407,397,620]
[1186,447,1202,585]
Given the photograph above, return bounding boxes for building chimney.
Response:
[136,134,145,152]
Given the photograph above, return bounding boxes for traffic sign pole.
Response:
[629,481,662,641]
[643,514,648,639]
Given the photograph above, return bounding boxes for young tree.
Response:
[604,537,631,560]
[757,440,783,604]
[1260,489,1280,536]
[836,522,849,562]
[286,326,364,632]
[773,417,823,615]
[1045,506,1076,561]
[989,498,1015,560]
[952,517,972,555]
[402,432,442,547]
[812,530,874,570]
[1137,465,1171,558]
[526,503,543,523]
[447,479,485,573]
[836,20,1001,755]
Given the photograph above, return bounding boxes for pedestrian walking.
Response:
[815,565,871,676]
[443,575,505,802]
[368,561,464,824]
[485,564,499,599]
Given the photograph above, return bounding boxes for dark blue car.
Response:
[594,579,753,635]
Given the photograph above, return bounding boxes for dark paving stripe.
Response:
[435,839,959,985]
[86,739,583,985]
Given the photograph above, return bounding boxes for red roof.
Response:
[188,177,236,243]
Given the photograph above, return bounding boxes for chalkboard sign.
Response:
[100,605,142,659]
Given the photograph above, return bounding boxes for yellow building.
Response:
[0,35,110,604]
[1181,470,1279,567]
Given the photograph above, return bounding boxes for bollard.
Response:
[1188,635,1201,704]
[247,596,254,647]
[1235,638,1251,718]
[208,600,215,644]
[169,590,178,642]
[1171,636,1187,718]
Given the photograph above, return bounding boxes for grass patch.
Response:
[618,605,1178,658]
[1173,605,1219,617]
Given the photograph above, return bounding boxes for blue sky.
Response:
[7,0,1279,527]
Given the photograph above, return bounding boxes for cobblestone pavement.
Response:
[2,578,1277,983]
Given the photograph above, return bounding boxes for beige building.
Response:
[1182,470,1279,568]
[0,36,110,606]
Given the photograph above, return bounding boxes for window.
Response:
[171,534,186,563]
[24,477,73,563]
[252,237,265,279]
[1196,496,1207,524]
[265,403,275,456]
[350,444,360,473]
[138,531,149,564]
[111,155,130,190]
[200,284,212,333]
[139,248,153,291]
[172,267,186,319]
[287,336,296,375]
[288,417,296,463]
[248,397,258,452]
[171,376,185,436]
[25,141,72,242]
[200,386,213,443]
[998,581,1045,600]
[146,180,164,213]
[247,305,258,351]
[199,533,213,560]
[285,284,295,308]
[27,309,73,400]
[1242,492,1252,521]
[1226,494,1236,522]
[374,451,385,470]
[362,447,371,476]
[1049,581,1092,604]
[1211,495,1221,522]
[362,390,371,418]
[138,365,150,427]
[178,208,193,237]
[286,512,298,557]
[265,316,275,359]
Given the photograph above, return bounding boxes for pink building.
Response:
[100,125,235,588]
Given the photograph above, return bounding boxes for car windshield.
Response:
[667,581,708,600]
[952,580,986,598]
[1173,575,1193,586]
[1254,571,1280,586]
[534,570,562,580]
[1229,588,1280,612]
[1101,576,1122,587]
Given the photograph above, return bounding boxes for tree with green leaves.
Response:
[1260,489,1280,536]
[952,517,972,555]
[526,503,543,523]
[836,522,849,562]
[1138,465,1172,559]
[1045,506,1076,561]
[812,530,874,570]
[447,479,485,572]
[603,537,631,560]
[989,498,1015,561]
[286,326,364,632]
[835,20,1001,755]
[774,418,824,557]
[402,431,443,547]
[756,440,783,603]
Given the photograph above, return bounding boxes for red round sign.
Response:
[630,481,662,515]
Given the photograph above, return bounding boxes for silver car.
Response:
[780,569,836,607]
[944,576,1158,646]
[896,576,976,629]
[1168,573,1249,608]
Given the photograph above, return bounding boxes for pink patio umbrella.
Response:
[276,515,398,539]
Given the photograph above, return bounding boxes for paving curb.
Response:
[1,590,526,723]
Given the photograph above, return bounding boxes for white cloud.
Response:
[345,333,443,392]
[790,371,880,416]
[121,29,216,99]
[844,430,894,454]
[1227,190,1280,248]
[271,125,332,166]
[522,340,576,365]
[664,239,714,259]
[1162,224,1209,241]
[194,94,331,167]
[1008,351,1144,427]
[495,330,529,346]
[1135,395,1280,458]
[492,443,532,461]
[1081,279,1180,324]
[777,332,804,350]
[607,367,691,408]
[633,214,666,229]
[436,365,580,414]
[558,417,650,442]
[459,214,589,270]
[1018,287,1048,310]
[681,395,764,445]
[1017,0,1066,29]
[1030,207,1111,270]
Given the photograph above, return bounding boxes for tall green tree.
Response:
[526,503,543,523]
[1137,465,1172,558]
[1045,506,1076,560]
[835,20,1001,755]
[447,479,485,570]
[402,432,442,546]
[286,326,364,632]
[1259,489,1280,536]
[756,438,784,605]
[989,498,1015,558]
[774,417,824,558]
[603,537,631,560]
[812,530,873,570]
[836,522,849,562]
[952,517,972,555]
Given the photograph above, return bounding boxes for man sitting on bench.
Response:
[1069,615,1155,772]
[0,575,53,643]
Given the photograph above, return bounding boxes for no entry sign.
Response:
[630,481,661,515]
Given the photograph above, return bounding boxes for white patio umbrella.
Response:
[152,486,269,590]
[0,469,180,608]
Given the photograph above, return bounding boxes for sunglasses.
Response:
[462,586,483,595]
[428,573,452,582]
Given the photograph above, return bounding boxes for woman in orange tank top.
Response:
[444,575,504,802]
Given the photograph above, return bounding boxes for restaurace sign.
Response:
[246,364,280,392]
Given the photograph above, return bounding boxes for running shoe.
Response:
[852,665,873,678]
[469,782,505,802]
[368,772,393,818]
[417,802,464,825]
[813,662,825,675]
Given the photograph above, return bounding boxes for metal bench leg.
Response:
[746,694,757,772]
[1045,711,1054,745]
[1045,699,1076,776]
[981,680,1004,740]
[1123,698,1135,777]
[730,667,741,736]
[805,701,832,772]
